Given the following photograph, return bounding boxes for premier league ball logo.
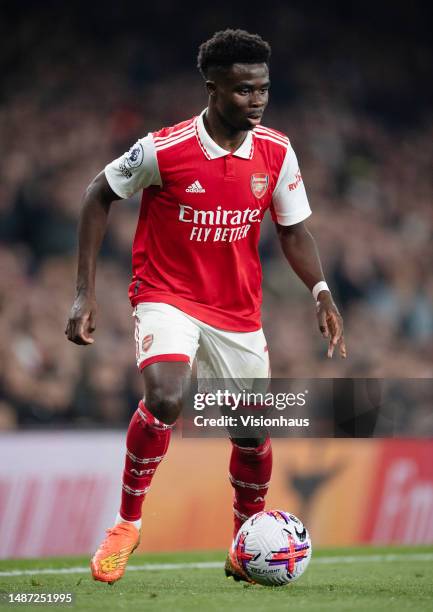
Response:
[250,173,269,199]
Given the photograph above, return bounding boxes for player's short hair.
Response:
[197,29,271,79]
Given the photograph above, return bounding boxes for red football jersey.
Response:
[105,110,311,331]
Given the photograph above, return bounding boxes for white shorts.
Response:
[133,302,270,381]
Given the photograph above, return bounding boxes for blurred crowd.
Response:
[0,3,432,428]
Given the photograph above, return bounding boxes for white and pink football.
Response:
[234,510,312,586]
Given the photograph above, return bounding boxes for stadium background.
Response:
[0,0,432,557]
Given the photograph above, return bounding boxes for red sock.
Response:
[229,437,273,540]
[120,401,172,522]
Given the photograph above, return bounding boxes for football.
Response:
[234,510,312,586]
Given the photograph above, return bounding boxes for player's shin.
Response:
[229,437,273,539]
[119,400,172,525]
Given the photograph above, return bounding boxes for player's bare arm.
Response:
[277,221,347,359]
[65,172,119,345]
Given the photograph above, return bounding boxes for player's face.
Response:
[209,63,270,131]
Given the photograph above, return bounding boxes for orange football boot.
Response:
[224,545,255,584]
[90,522,140,584]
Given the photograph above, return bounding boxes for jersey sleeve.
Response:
[104,134,162,199]
[271,144,312,225]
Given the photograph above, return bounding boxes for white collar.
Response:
[195,109,254,160]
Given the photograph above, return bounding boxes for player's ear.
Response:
[205,80,216,96]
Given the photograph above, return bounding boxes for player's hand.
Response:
[65,293,97,345]
[316,292,347,359]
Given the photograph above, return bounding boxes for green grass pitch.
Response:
[1,547,432,611]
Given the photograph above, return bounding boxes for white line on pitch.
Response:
[0,553,432,578]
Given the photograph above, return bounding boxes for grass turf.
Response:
[0,547,432,612]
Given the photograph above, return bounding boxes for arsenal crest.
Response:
[142,334,154,353]
[250,173,269,199]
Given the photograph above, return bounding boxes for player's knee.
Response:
[145,386,183,425]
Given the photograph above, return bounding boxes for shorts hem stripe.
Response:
[138,354,190,370]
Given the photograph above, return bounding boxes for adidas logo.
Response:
[186,180,205,193]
